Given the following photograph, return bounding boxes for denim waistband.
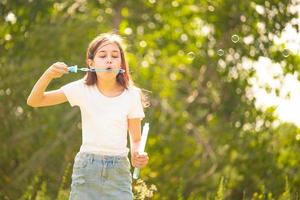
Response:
[76,152,127,163]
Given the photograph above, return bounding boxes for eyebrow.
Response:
[97,50,120,53]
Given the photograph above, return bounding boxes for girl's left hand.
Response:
[131,152,149,168]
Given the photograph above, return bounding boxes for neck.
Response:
[96,78,120,92]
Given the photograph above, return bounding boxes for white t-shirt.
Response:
[61,79,145,156]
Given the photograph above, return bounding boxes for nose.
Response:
[106,56,112,64]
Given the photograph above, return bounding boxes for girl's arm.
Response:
[128,118,142,152]
[27,62,69,107]
[128,118,149,168]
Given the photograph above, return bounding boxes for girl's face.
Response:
[90,41,122,80]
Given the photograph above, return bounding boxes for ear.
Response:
[87,59,93,67]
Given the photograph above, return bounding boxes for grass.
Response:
[3,166,299,200]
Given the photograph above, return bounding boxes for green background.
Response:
[1,0,300,199]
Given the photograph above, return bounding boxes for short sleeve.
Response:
[128,88,145,119]
[60,79,84,107]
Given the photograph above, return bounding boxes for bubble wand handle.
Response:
[68,65,125,73]
[132,123,150,179]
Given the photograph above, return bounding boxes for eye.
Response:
[97,53,119,58]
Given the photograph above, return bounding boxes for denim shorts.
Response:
[69,152,133,200]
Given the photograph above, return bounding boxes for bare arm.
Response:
[128,118,149,168]
[27,62,69,107]
[128,118,142,152]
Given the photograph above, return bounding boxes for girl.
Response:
[27,33,149,199]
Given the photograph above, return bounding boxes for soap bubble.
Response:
[282,49,290,57]
[187,52,195,60]
[231,34,240,43]
[217,49,224,56]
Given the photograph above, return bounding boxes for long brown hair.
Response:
[83,33,150,107]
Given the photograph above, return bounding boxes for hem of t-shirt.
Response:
[128,115,145,119]
[79,148,129,157]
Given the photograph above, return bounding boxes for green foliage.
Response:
[215,177,225,200]
[35,181,50,200]
[20,174,41,200]
[278,176,291,200]
[1,0,300,199]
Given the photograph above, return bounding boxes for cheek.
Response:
[94,58,104,63]
[115,58,122,63]
[113,59,122,67]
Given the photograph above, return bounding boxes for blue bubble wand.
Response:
[68,65,125,74]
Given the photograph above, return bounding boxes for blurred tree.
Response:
[0,0,299,199]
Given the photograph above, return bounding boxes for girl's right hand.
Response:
[44,62,69,79]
